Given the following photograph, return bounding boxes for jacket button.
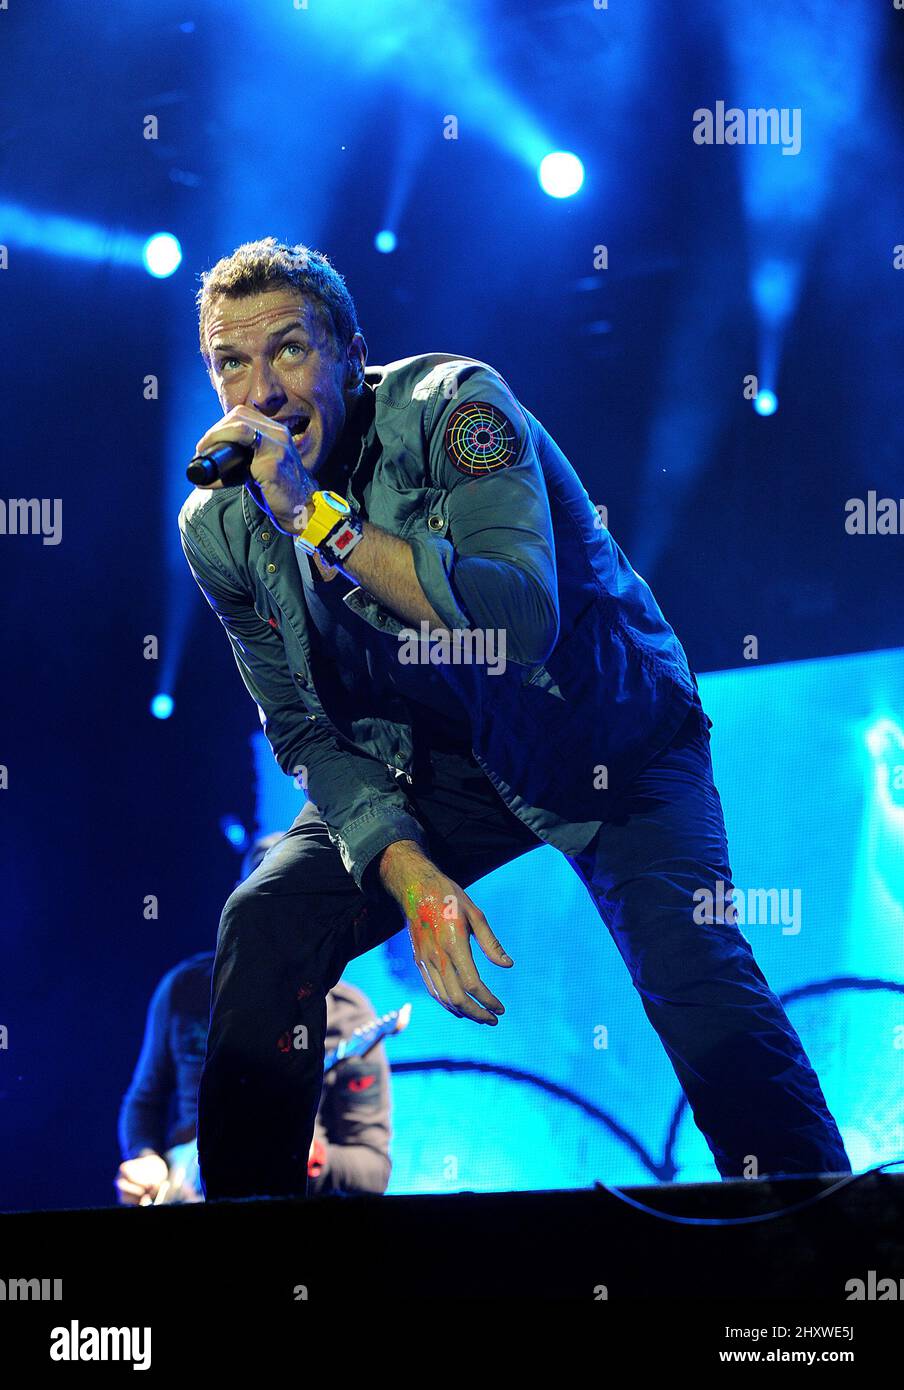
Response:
[261,530,271,542]
[267,563,277,573]
[427,514,444,531]
[294,673,308,688]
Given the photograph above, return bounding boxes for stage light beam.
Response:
[220,816,248,850]
[151,693,174,720]
[538,152,584,199]
[142,233,182,279]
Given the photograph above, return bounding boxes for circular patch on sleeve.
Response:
[443,400,519,476]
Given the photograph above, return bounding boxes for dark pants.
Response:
[198,706,850,1197]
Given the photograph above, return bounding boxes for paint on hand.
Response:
[406,886,453,977]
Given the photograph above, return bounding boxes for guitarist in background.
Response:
[115,833,392,1205]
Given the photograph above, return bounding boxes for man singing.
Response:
[179,236,850,1198]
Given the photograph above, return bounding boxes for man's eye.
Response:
[281,342,308,359]
[217,357,241,372]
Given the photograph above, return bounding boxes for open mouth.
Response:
[284,415,311,441]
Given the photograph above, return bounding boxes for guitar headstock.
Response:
[392,1002,412,1036]
[326,1003,413,1070]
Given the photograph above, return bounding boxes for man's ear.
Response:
[346,332,368,389]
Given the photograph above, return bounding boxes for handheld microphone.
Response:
[186,441,254,488]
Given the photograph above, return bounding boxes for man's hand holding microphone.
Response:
[190,404,316,536]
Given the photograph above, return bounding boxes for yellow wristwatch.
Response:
[295,490,365,566]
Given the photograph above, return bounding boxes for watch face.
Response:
[324,491,350,515]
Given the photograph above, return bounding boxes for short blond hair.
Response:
[196,236,359,363]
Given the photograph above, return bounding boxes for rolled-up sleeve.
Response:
[178,498,428,892]
[408,364,560,666]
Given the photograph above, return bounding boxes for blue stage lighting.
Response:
[143,233,182,279]
[220,817,248,849]
[538,152,584,199]
[151,693,174,720]
[866,717,904,760]
[754,389,778,417]
[751,259,798,327]
[0,201,147,265]
[865,717,904,815]
[374,229,397,254]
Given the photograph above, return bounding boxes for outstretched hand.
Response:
[379,842,514,1024]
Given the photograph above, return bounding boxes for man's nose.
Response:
[246,361,286,415]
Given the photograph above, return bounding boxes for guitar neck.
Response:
[323,1008,402,1073]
